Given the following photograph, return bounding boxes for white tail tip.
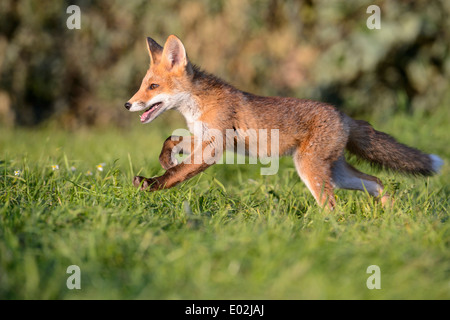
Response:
[430,154,444,173]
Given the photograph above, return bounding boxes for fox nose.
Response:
[124,102,132,110]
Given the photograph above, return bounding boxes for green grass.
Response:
[0,109,449,299]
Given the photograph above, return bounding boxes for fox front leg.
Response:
[158,135,193,170]
[134,138,220,191]
[133,162,211,191]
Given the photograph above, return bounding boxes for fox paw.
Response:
[133,176,159,191]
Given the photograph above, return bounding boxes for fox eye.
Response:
[148,83,159,90]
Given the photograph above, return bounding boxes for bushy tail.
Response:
[346,119,443,176]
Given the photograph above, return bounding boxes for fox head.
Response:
[125,35,194,124]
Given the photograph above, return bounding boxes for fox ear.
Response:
[146,37,163,65]
[161,35,188,71]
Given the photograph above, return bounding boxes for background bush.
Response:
[0,0,449,128]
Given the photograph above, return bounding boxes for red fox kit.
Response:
[125,35,443,209]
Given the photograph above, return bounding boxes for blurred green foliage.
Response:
[0,0,449,127]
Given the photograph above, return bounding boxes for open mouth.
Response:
[140,102,162,123]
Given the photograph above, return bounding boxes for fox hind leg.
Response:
[331,157,390,205]
[293,150,337,209]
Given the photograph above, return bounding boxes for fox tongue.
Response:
[140,108,153,122]
[140,102,162,123]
